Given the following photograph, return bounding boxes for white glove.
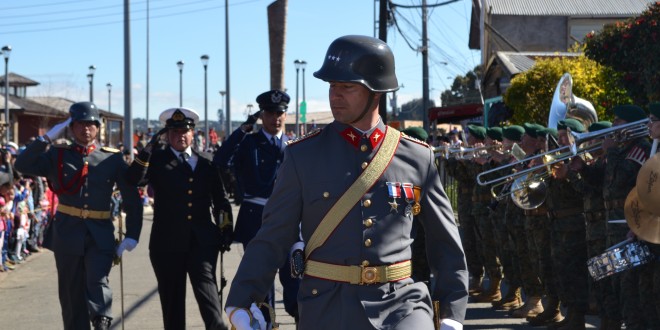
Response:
[440,319,462,330]
[226,303,266,330]
[45,118,72,141]
[116,238,138,257]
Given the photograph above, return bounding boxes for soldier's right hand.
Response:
[45,118,72,141]
[143,128,168,153]
[240,110,262,133]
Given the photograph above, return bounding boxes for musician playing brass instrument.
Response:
[575,105,651,330]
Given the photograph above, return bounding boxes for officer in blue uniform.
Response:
[14,102,143,330]
[127,107,233,330]
[214,90,300,321]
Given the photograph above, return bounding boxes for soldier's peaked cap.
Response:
[256,90,290,112]
[159,107,199,129]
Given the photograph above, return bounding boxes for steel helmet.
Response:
[313,35,399,93]
[69,102,101,126]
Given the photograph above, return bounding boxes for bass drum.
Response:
[587,240,654,281]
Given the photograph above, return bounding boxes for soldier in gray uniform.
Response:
[14,102,143,330]
[226,35,468,330]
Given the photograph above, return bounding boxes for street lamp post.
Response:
[300,60,307,134]
[2,45,11,143]
[106,83,112,113]
[219,90,227,134]
[201,54,209,150]
[294,59,302,136]
[177,60,184,107]
[87,65,96,103]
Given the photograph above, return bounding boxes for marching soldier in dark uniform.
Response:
[214,89,301,321]
[14,101,143,330]
[225,35,468,330]
[126,107,233,330]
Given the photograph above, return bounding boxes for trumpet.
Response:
[433,145,500,159]
[477,118,650,186]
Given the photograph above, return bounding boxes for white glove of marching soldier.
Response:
[116,238,138,257]
[226,303,266,330]
[44,118,72,142]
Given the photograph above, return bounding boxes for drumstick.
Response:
[607,219,627,224]
[651,138,659,157]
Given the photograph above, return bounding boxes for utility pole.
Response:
[378,0,388,123]
[422,0,430,133]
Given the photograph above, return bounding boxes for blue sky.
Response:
[2,0,479,125]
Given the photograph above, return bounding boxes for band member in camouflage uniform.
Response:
[15,102,143,330]
[580,105,650,329]
[569,121,612,326]
[471,126,504,303]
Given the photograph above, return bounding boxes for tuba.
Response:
[548,73,598,130]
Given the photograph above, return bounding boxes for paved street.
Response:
[0,203,600,329]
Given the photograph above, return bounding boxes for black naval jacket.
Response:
[128,146,230,251]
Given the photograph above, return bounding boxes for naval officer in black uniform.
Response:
[225,35,468,330]
[15,101,143,330]
[127,107,232,330]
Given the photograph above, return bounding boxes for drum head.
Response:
[637,153,660,215]
[625,188,660,244]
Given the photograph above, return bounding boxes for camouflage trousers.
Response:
[492,202,521,288]
[458,198,483,279]
[473,202,502,280]
[525,213,554,298]
[508,207,543,297]
[585,212,608,318]
[550,215,589,311]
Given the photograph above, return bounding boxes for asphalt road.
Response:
[0,204,600,329]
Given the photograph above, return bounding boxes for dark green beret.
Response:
[588,121,612,132]
[557,118,586,133]
[522,123,543,138]
[613,104,646,123]
[649,103,660,119]
[467,125,487,140]
[486,127,503,141]
[402,126,428,142]
[539,127,558,139]
[502,125,524,142]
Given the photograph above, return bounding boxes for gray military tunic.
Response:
[226,120,468,329]
[14,139,142,329]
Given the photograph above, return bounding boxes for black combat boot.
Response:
[92,316,112,330]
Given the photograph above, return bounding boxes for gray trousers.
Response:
[54,233,113,330]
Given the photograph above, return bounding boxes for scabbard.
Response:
[433,300,441,330]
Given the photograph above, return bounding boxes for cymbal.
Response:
[625,188,660,244]
[636,153,660,215]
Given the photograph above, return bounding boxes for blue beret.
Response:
[256,90,290,112]
[588,121,612,132]
[503,125,524,142]
[557,118,586,133]
[613,104,646,123]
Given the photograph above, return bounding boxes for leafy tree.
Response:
[585,2,660,104]
[440,65,483,106]
[504,55,631,125]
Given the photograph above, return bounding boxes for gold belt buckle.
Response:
[360,266,380,285]
[80,209,90,219]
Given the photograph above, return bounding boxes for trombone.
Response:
[433,145,499,160]
[477,118,650,186]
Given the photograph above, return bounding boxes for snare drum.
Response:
[587,240,654,281]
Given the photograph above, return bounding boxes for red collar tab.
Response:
[341,127,361,148]
[368,128,385,149]
[74,144,96,156]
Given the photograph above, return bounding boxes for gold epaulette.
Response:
[286,128,322,146]
[132,156,149,167]
[101,147,120,153]
[401,132,431,148]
